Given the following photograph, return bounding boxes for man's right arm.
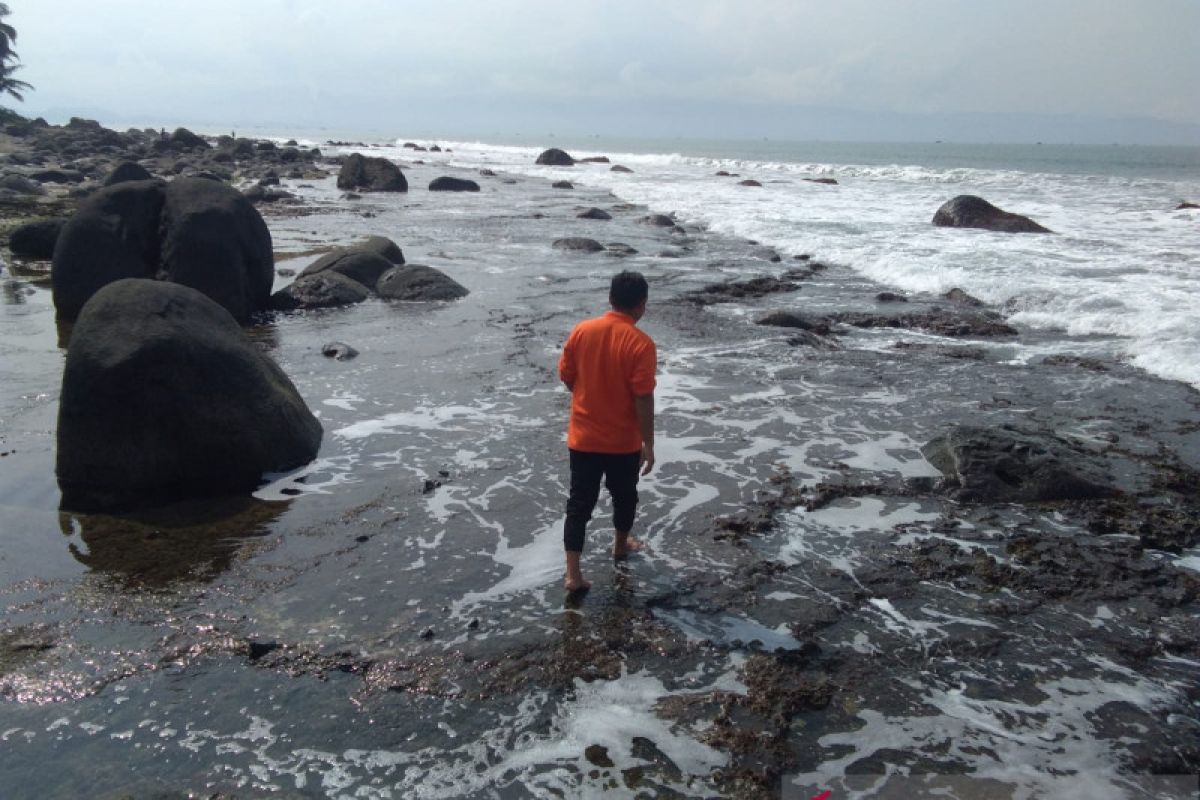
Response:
[635,393,655,475]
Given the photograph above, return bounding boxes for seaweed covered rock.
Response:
[57,279,322,511]
[921,425,1120,503]
[336,153,408,192]
[932,195,1051,233]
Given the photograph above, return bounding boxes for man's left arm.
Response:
[634,393,655,475]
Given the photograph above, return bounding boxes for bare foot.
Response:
[564,574,592,592]
[613,537,644,559]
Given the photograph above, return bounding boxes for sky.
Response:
[5,0,1199,144]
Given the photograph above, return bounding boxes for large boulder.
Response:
[56,279,322,512]
[51,177,274,323]
[269,271,371,311]
[921,425,1120,503]
[158,177,276,322]
[337,153,408,192]
[428,176,480,192]
[932,195,1051,233]
[535,148,575,166]
[8,217,68,259]
[51,179,166,319]
[376,265,468,301]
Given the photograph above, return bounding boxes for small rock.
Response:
[876,291,908,303]
[552,180,574,189]
[536,148,575,166]
[552,237,605,253]
[738,179,762,187]
[321,341,359,360]
[577,207,612,220]
[420,627,435,640]
[610,165,633,173]
[584,744,614,768]
[429,176,480,192]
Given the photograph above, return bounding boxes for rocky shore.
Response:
[1,116,1197,799]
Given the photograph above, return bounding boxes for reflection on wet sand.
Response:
[60,494,291,585]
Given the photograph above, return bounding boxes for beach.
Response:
[1,120,1199,799]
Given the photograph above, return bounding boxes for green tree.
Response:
[0,3,32,102]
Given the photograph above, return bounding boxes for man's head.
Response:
[609,270,649,319]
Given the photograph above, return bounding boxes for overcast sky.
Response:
[7,0,1199,143]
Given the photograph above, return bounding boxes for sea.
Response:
[1,131,1198,799]
[368,135,1200,389]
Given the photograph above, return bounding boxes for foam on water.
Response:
[374,138,1200,389]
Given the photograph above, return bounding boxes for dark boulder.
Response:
[804,177,838,185]
[639,214,675,227]
[52,179,166,320]
[932,195,1051,233]
[270,271,371,311]
[552,237,605,253]
[536,148,575,166]
[376,265,468,301]
[8,217,67,260]
[429,176,480,192]
[479,168,496,177]
[605,243,638,257]
[158,178,276,322]
[30,168,83,184]
[170,128,210,149]
[300,249,394,287]
[610,165,633,173]
[352,235,406,265]
[51,177,275,323]
[56,279,322,512]
[337,153,408,192]
[104,161,154,186]
[1175,201,1198,210]
[876,291,908,303]
[577,208,612,220]
[578,156,610,164]
[739,179,762,187]
[552,180,574,189]
[921,425,1120,503]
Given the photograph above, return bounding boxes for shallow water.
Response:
[1,156,1198,799]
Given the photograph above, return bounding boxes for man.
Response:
[558,270,657,592]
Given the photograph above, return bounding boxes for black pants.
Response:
[564,449,641,553]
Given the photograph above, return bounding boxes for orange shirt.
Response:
[559,310,657,453]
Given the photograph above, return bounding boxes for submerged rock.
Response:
[829,309,1017,337]
[376,264,469,301]
[577,207,612,220]
[535,148,575,166]
[336,153,408,192]
[755,311,831,335]
[921,425,1121,503]
[321,341,359,360]
[56,279,322,511]
[932,195,1051,233]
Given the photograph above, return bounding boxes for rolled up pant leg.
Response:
[564,449,603,552]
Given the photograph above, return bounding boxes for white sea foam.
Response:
[368,137,1200,389]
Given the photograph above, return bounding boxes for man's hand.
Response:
[639,443,655,476]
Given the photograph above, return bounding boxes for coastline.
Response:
[1,117,1198,798]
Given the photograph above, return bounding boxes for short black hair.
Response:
[609,270,648,311]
